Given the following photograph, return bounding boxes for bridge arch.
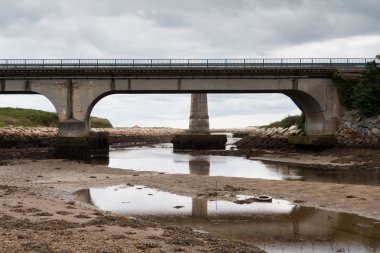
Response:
[282,90,326,135]
[0,92,59,124]
[0,75,342,137]
[84,89,328,136]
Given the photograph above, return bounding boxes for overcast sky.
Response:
[1,0,379,128]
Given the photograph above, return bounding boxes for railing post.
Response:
[330,59,332,68]
[207,59,209,68]
[96,59,98,68]
[243,59,246,68]
[132,59,135,68]
[78,59,81,68]
[346,58,349,69]
[311,58,314,68]
[262,59,265,68]
[42,59,45,68]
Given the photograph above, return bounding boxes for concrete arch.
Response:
[1,77,340,137]
[0,92,60,121]
[282,90,325,135]
[86,90,327,136]
[85,90,121,130]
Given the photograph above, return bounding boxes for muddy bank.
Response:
[0,159,266,253]
[1,159,380,252]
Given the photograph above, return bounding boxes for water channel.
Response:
[108,143,380,186]
[83,141,380,252]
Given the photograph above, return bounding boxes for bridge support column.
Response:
[189,93,210,134]
[56,130,109,161]
[172,93,226,150]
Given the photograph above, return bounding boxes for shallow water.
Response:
[76,185,380,253]
[108,143,380,185]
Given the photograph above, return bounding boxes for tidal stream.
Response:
[82,142,380,252]
[108,143,380,186]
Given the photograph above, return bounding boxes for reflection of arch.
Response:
[75,189,93,204]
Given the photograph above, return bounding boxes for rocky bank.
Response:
[336,111,380,148]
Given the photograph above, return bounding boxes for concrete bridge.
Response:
[0,58,375,158]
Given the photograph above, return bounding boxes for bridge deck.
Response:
[1,58,375,79]
[0,58,377,69]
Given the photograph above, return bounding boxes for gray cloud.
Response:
[0,0,378,128]
[0,0,379,58]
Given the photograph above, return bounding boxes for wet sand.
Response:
[1,148,380,252]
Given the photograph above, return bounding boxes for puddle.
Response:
[76,185,380,253]
[76,185,293,216]
[108,143,380,185]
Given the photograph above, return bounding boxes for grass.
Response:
[262,114,305,130]
[0,107,113,128]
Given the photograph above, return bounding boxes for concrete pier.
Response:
[55,131,109,161]
[189,93,210,134]
[172,93,227,150]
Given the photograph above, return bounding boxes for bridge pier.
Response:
[189,93,210,134]
[55,131,109,161]
[172,93,227,150]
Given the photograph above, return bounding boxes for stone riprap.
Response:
[0,127,57,148]
[0,126,303,149]
[232,125,304,150]
[336,111,380,148]
[0,127,186,148]
[213,125,304,138]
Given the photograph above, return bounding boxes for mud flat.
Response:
[1,153,380,252]
[1,126,380,252]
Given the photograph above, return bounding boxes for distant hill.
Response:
[0,107,113,128]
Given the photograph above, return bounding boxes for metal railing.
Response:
[0,58,378,69]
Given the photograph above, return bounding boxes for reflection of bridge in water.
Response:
[76,183,380,252]
[76,156,380,252]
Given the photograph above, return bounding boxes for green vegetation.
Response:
[0,107,113,128]
[89,117,113,128]
[263,114,305,130]
[333,55,380,117]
